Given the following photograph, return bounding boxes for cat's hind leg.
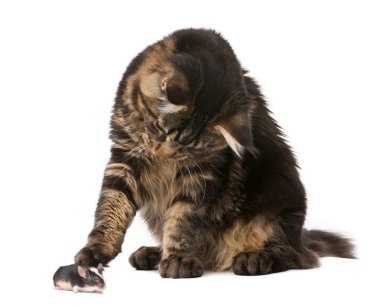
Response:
[216,215,319,275]
[129,246,161,270]
[229,216,320,276]
[232,245,319,275]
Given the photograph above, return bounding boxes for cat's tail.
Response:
[302,229,356,259]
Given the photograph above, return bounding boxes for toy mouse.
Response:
[53,263,106,293]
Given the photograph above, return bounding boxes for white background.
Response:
[0,0,379,305]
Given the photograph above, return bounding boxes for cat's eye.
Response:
[155,121,165,133]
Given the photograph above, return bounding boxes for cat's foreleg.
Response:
[129,246,162,270]
[159,200,205,278]
[75,164,138,267]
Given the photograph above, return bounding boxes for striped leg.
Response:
[75,157,138,267]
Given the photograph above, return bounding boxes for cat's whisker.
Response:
[177,163,184,182]
[123,144,145,155]
[185,165,192,182]
[209,162,228,180]
[108,144,148,189]
[192,159,207,205]
[122,144,148,163]
[184,165,193,200]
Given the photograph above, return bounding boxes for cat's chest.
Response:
[138,160,178,220]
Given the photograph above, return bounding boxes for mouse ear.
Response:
[97,263,104,274]
[77,266,89,278]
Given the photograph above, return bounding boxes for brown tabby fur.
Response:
[75,29,354,278]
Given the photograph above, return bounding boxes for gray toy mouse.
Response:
[53,263,106,293]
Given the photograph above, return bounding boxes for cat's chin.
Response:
[149,148,190,162]
[174,155,189,161]
[154,154,189,163]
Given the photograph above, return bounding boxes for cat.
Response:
[74,28,354,278]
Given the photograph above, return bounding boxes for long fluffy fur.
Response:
[74,28,355,278]
[303,229,355,259]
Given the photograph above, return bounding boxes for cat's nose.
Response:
[157,133,167,142]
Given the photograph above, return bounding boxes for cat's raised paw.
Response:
[129,246,161,270]
[74,245,112,267]
[159,255,204,278]
[232,251,274,276]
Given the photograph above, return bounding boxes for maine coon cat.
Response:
[75,28,354,278]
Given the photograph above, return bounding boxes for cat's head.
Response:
[118,29,254,161]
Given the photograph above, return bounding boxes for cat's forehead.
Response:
[131,29,243,116]
[140,75,232,131]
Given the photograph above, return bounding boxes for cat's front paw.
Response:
[75,246,101,267]
[159,255,204,278]
[75,244,114,267]
[232,251,273,276]
[129,246,161,270]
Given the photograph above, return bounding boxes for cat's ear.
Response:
[159,78,188,113]
[97,263,104,275]
[216,112,254,157]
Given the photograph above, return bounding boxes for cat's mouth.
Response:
[151,143,175,159]
[151,146,189,161]
[144,135,191,161]
[170,153,189,161]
